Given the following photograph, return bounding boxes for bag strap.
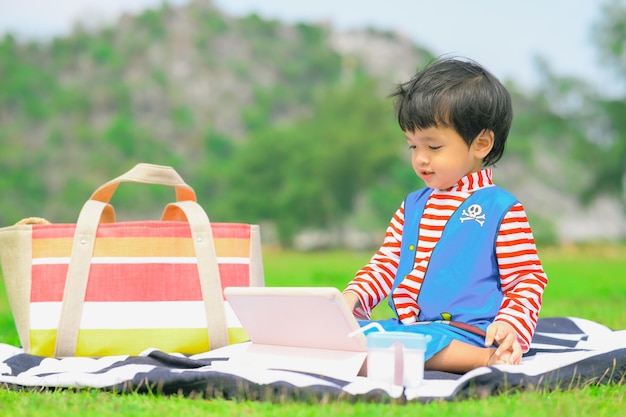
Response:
[90,163,196,203]
[55,200,116,357]
[55,200,229,357]
[162,201,229,350]
[55,163,228,357]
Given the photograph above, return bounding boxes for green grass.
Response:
[0,246,625,416]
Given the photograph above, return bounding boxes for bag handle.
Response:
[90,163,196,203]
[55,200,119,356]
[162,201,229,350]
[55,169,228,356]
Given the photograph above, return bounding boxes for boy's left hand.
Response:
[485,322,522,364]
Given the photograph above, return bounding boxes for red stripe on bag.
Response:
[31,263,250,302]
[211,223,252,239]
[31,264,203,301]
[218,263,251,288]
[32,222,192,239]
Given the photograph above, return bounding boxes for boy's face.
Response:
[405,126,491,190]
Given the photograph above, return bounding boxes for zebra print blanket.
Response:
[1,317,624,403]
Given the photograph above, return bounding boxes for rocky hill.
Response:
[0,0,623,246]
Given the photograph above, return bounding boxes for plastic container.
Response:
[350,323,430,388]
[367,331,429,388]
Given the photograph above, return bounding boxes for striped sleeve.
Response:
[494,203,548,351]
[343,203,404,319]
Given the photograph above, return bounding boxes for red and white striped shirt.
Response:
[345,169,547,351]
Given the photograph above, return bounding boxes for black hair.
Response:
[391,57,512,166]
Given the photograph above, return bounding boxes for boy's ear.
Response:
[472,129,494,159]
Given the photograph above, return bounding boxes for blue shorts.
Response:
[358,318,488,361]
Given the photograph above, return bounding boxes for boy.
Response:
[343,57,548,373]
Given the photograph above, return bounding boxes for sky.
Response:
[0,0,617,93]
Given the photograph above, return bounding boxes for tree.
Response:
[528,0,626,206]
[582,0,626,202]
[226,80,400,245]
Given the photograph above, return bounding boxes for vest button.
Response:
[409,245,415,251]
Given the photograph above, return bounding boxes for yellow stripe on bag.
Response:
[28,330,58,357]
[32,238,195,258]
[77,329,211,356]
[30,327,249,357]
[215,238,252,257]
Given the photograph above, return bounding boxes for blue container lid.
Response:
[367,332,430,350]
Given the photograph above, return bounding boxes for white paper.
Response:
[227,344,367,380]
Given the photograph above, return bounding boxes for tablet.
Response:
[223,286,367,352]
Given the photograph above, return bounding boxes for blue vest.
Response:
[389,186,518,329]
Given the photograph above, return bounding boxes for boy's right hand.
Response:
[343,292,360,311]
[343,291,370,319]
[485,322,523,365]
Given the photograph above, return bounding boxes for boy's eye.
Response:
[408,145,417,150]
[429,146,442,150]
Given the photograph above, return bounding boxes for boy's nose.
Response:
[413,151,428,165]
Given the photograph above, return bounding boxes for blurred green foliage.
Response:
[0,1,624,247]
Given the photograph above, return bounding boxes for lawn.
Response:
[0,245,625,416]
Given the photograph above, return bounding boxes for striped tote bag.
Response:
[0,163,264,357]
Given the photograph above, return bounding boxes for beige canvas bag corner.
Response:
[0,224,34,352]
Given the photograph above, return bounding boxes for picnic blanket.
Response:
[1,317,625,403]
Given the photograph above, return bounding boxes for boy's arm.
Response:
[494,203,548,351]
[343,204,404,319]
